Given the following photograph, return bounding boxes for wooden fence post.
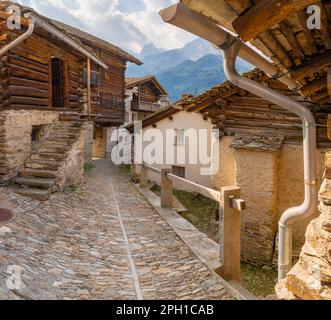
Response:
[219,186,246,282]
[140,164,149,188]
[161,169,173,208]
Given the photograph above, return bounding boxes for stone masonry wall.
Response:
[57,122,87,189]
[235,149,280,266]
[84,121,94,163]
[1,110,59,181]
[277,156,331,300]
[213,141,326,267]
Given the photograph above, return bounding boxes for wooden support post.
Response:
[161,169,173,208]
[219,186,245,282]
[87,58,91,121]
[140,164,149,188]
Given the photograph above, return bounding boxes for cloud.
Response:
[16,0,196,53]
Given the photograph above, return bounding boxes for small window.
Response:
[175,129,185,146]
[173,166,185,179]
[51,58,65,108]
[31,127,42,142]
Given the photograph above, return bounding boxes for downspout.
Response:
[0,16,35,57]
[222,42,318,280]
[160,3,318,280]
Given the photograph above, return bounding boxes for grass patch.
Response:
[84,162,95,175]
[151,185,277,297]
[62,185,78,193]
[119,164,131,176]
[241,263,277,297]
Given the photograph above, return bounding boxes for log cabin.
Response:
[0,1,141,199]
[158,0,331,299]
[125,75,169,124]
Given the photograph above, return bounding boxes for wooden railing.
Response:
[130,163,246,282]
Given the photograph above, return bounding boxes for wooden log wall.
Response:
[0,30,84,111]
[205,94,330,148]
[139,83,159,104]
[90,49,126,124]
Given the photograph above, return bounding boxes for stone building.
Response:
[0,2,141,199]
[126,105,214,189]
[125,76,169,124]
[158,0,331,298]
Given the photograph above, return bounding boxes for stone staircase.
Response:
[14,113,83,200]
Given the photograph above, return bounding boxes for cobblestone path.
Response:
[0,160,232,300]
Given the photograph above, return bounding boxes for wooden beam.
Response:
[301,77,327,96]
[320,5,331,50]
[225,0,252,15]
[328,115,331,141]
[328,69,331,98]
[290,51,331,80]
[296,10,318,55]
[233,0,320,42]
[279,20,305,61]
[259,29,293,68]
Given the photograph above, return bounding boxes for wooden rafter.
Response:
[279,20,305,61]
[225,0,252,15]
[328,69,331,98]
[320,4,331,50]
[301,77,327,96]
[290,51,331,80]
[233,0,320,41]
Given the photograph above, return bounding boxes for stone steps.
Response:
[15,187,50,201]
[31,152,67,161]
[19,168,58,178]
[26,159,63,171]
[14,116,83,200]
[15,176,56,189]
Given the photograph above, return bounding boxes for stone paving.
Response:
[0,160,233,300]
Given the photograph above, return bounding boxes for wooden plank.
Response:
[279,20,305,61]
[320,5,331,50]
[182,0,238,31]
[259,30,293,68]
[290,51,331,80]
[301,77,327,96]
[328,114,331,141]
[232,0,319,41]
[225,0,251,15]
[328,69,331,99]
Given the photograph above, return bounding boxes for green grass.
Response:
[62,185,78,193]
[151,185,277,297]
[118,164,131,176]
[84,162,95,175]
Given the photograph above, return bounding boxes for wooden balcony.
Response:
[131,101,162,113]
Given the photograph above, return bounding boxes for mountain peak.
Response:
[139,43,164,59]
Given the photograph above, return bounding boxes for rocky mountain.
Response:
[126,39,252,102]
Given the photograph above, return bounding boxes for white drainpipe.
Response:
[160,3,318,280]
[0,16,35,57]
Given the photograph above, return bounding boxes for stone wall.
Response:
[213,140,326,267]
[1,110,59,180]
[57,122,87,189]
[92,126,106,159]
[277,162,331,300]
[84,121,94,163]
[235,149,280,266]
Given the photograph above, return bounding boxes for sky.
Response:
[17,0,197,54]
